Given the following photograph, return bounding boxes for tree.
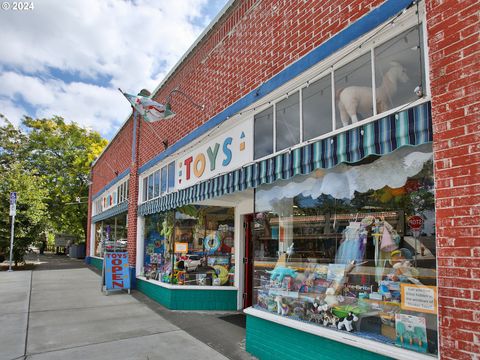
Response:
[21,116,108,238]
[0,163,48,265]
[0,115,107,258]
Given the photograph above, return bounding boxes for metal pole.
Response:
[8,215,15,272]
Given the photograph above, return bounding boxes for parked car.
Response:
[184,254,201,272]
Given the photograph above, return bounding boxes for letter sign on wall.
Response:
[176,119,253,190]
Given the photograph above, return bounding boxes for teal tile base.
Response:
[246,314,392,360]
[136,278,238,310]
[89,257,103,271]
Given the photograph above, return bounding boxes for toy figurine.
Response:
[275,295,289,316]
[337,312,359,332]
[267,267,298,282]
[324,287,338,307]
[321,309,339,327]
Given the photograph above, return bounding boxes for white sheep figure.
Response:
[337,61,409,126]
[337,312,359,332]
[275,295,289,316]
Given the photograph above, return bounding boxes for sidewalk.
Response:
[0,254,252,360]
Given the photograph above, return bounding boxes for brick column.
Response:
[127,111,141,277]
[426,0,480,359]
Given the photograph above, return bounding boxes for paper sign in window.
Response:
[401,284,437,314]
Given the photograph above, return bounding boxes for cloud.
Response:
[0,0,227,138]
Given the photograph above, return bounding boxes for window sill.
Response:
[137,276,237,291]
[243,307,436,360]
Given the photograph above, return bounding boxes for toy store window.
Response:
[143,212,174,282]
[153,170,160,198]
[335,52,373,130]
[374,25,426,114]
[147,173,154,200]
[161,166,167,195]
[276,91,300,151]
[173,206,235,286]
[142,177,148,202]
[252,143,438,356]
[303,75,332,141]
[254,106,273,160]
[168,161,175,191]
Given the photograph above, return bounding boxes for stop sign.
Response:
[408,215,424,230]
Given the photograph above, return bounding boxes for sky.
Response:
[0,0,229,140]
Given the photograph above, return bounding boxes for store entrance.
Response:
[243,214,254,308]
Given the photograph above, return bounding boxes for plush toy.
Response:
[267,267,298,282]
[337,62,409,126]
[324,287,338,307]
[337,312,359,332]
[321,309,339,327]
[275,295,289,316]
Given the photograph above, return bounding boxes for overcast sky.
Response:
[0,0,228,139]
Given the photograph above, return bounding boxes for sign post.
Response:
[408,215,424,266]
[8,192,17,272]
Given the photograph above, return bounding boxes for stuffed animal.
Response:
[267,267,298,282]
[321,309,339,327]
[274,295,289,316]
[324,287,338,307]
[337,61,409,126]
[337,312,359,332]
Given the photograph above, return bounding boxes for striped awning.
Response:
[138,102,432,216]
[92,201,128,223]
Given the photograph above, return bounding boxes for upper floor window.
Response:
[254,24,426,159]
[142,161,176,202]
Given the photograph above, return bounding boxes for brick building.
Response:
[86,0,479,359]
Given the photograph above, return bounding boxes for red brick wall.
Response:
[91,118,133,196]
[426,0,480,359]
[86,116,134,253]
[138,0,384,168]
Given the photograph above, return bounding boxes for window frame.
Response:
[251,6,429,162]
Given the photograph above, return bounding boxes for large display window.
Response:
[94,213,128,257]
[142,206,235,287]
[252,144,437,356]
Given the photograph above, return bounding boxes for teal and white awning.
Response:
[139,102,432,216]
[92,201,128,223]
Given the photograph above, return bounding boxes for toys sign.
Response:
[408,215,424,230]
[105,252,130,291]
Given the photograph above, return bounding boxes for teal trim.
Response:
[136,278,238,311]
[246,315,393,360]
[89,257,103,271]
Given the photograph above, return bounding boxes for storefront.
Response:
[88,177,129,270]
[86,0,478,358]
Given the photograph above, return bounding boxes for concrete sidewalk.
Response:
[0,260,230,360]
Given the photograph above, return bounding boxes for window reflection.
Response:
[276,92,300,151]
[375,26,425,111]
[303,76,332,140]
[253,144,437,356]
[254,106,273,159]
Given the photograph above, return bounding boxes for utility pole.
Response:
[8,192,17,272]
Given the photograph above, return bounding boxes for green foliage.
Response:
[0,163,48,264]
[21,116,107,237]
[0,114,107,261]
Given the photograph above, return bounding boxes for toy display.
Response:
[143,206,235,287]
[252,210,437,356]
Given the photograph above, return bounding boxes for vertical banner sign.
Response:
[9,192,17,216]
[105,253,130,290]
